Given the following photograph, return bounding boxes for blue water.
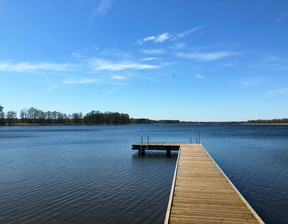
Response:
[0,124,287,223]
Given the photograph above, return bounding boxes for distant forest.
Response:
[0,105,181,126]
[247,119,288,124]
[0,105,287,126]
[0,105,130,125]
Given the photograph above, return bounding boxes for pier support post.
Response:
[139,135,144,155]
[167,149,171,157]
[138,148,145,155]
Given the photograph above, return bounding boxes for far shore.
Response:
[2,122,288,126]
[244,123,288,125]
[9,123,67,126]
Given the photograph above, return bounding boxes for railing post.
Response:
[139,135,143,155]
[147,136,149,150]
[190,137,192,143]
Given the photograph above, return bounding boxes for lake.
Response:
[0,124,287,223]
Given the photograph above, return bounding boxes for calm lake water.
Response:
[0,124,287,223]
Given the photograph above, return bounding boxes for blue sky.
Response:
[0,0,288,121]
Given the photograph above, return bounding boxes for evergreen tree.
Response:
[0,105,5,125]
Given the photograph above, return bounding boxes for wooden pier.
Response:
[132,142,264,223]
[132,142,181,156]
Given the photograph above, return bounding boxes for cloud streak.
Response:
[275,12,288,22]
[0,57,161,74]
[47,85,57,92]
[63,78,98,84]
[141,49,165,54]
[137,27,202,45]
[105,87,120,94]
[174,26,203,39]
[91,0,113,16]
[0,61,73,72]
[90,58,161,71]
[141,57,157,61]
[176,51,241,61]
[138,32,170,45]
[196,75,205,79]
[112,75,127,80]
[169,42,186,50]
[267,88,288,96]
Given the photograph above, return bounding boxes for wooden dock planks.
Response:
[165,144,264,224]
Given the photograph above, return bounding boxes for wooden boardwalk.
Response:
[132,142,264,223]
[164,144,264,224]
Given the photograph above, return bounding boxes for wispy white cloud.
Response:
[141,49,165,54]
[72,51,83,59]
[221,63,237,67]
[141,57,157,61]
[100,48,131,59]
[241,81,250,85]
[267,88,288,96]
[247,62,288,71]
[137,32,170,45]
[273,65,288,70]
[72,46,99,58]
[137,27,202,45]
[240,81,256,88]
[239,78,266,88]
[263,56,282,62]
[0,61,73,72]
[48,85,57,92]
[105,87,120,94]
[248,55,288,70]
[112,75,127,80]
[196,75,205,79]
[91,0,113,16]
[64,78,98,84]
[0,55,161,78]
[174,26,203,39]
[90,58,161,71]
[275,12,288,22]
[143,36,156,42]
[155,32,170,43]
[176,51,241,61]
[247,63,282,68]
[190,42,230,51]
[169,42,186,50]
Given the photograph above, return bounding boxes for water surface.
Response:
[0,124,287,223]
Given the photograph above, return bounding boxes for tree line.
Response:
[2,105,286,126]
[247,118,288,124]
[0,105,130,125]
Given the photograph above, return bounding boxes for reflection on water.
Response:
[0,124,287,223]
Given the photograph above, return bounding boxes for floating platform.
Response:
[132,142,181,156]
[132,142,264,223]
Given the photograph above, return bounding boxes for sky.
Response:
[0,0,288,121]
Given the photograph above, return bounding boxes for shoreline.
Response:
[2,122,288,126]
[244,123,288,125]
